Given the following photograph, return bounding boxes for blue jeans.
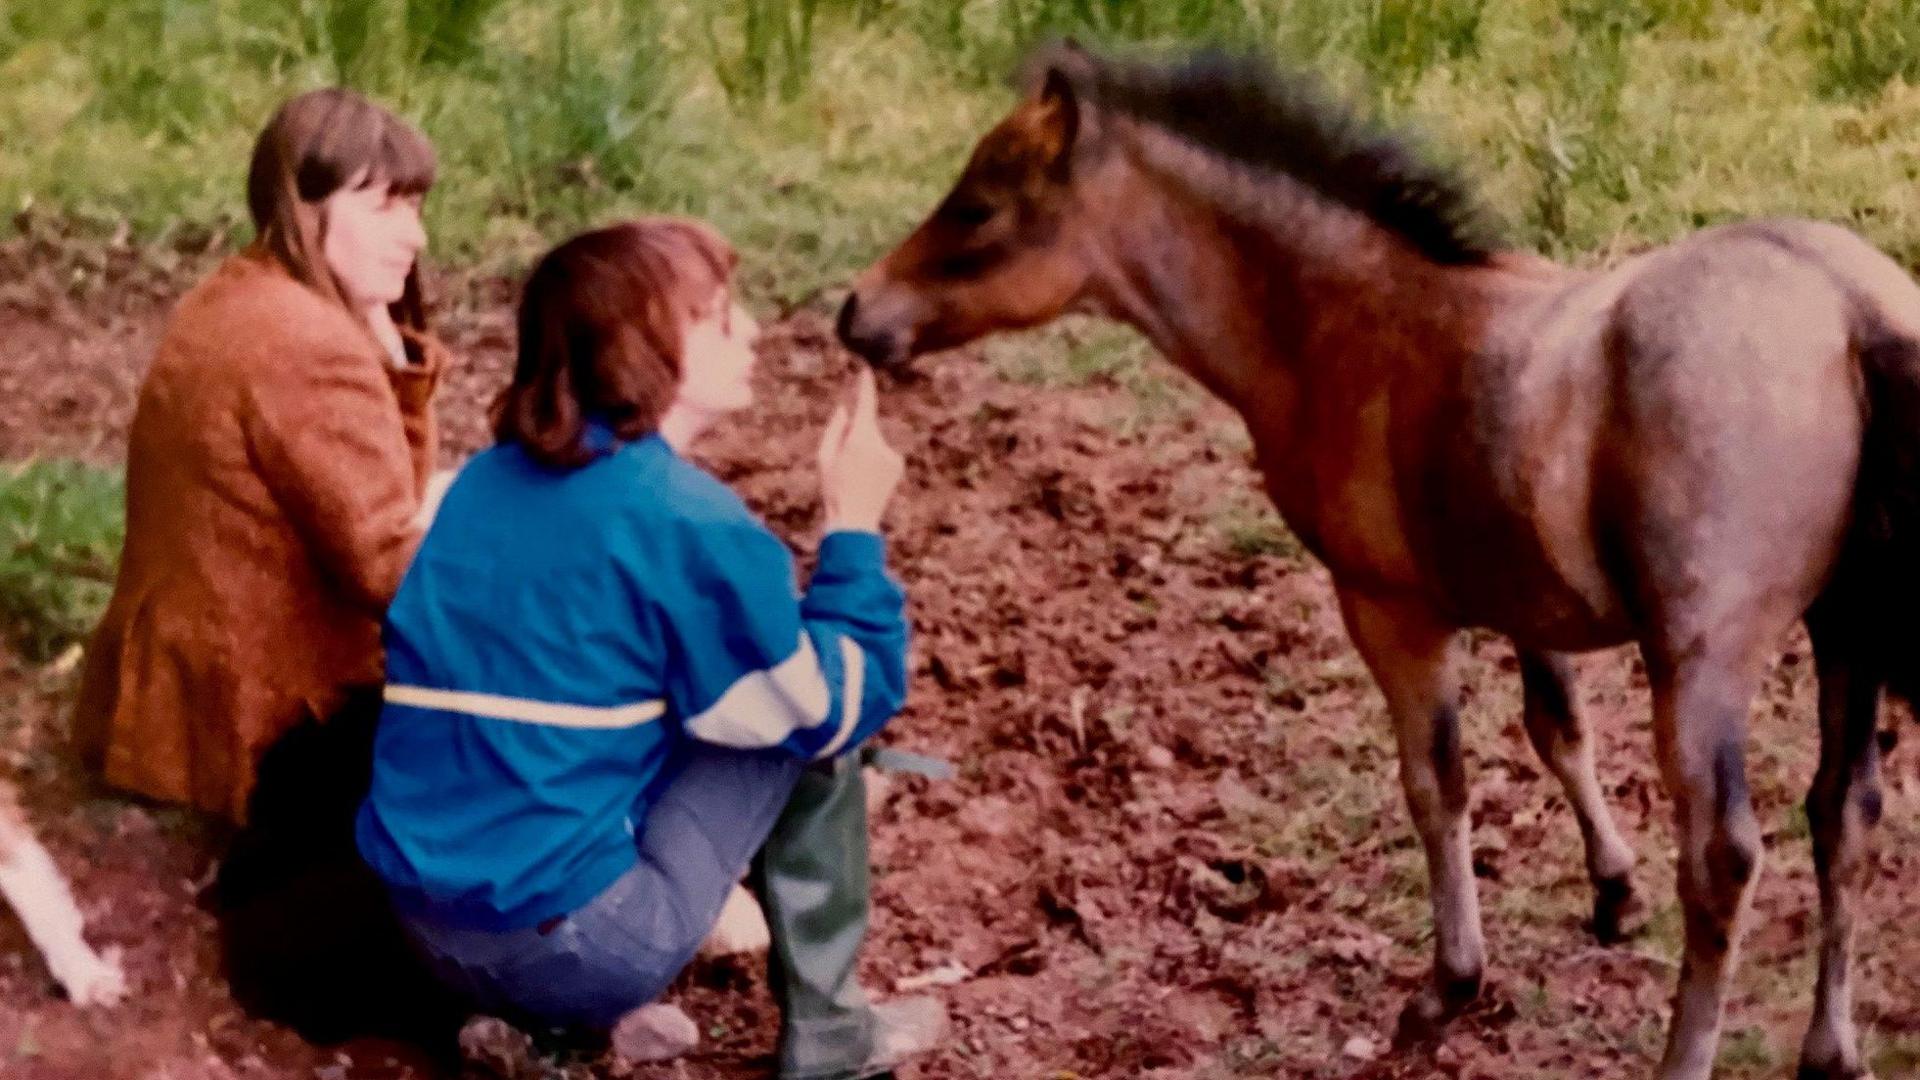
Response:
[397,744,805,1031]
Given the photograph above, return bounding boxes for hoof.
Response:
[1590,875,1639,945]
[1797,1063,1873,1080]
[52,945,126,1008]
[1393,972,1480,1047]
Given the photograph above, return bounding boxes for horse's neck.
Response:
[1080,177,1538,581]
[1082,178,1485,422]
[1079,193,1279,410]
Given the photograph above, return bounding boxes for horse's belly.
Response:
[1426,520,1634,650]
[1453,577,1634,651]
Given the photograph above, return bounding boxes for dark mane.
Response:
[1055,47,1506,266]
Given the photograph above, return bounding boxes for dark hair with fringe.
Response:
[247,87,438,345]
[493,218,737,469]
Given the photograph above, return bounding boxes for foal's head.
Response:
[837,45,1107,367]
[839,45,1507,370]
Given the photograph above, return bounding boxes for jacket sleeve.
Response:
[655,522,908,760]
[240,347,424,613]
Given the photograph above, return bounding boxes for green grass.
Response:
[1717,1026,1779,1074]
[1871,1033,1920,1077]
[4,0,1919,300]
[987,318,1153,386]
[1213,503,1300,561]
[0,461,122,661]
[1808,0,1920,100]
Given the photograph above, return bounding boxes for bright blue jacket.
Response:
[354,430,908,931]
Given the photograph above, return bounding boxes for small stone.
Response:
[1341,1035,1379,1061]
[457,1016,536,1078]
[1142,745,1176,770]
[611,1002,699,1065]
[45,643,83,678]
[895,959,971,992]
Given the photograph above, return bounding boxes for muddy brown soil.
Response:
[1,250,1916,1079]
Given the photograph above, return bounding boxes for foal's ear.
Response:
[1032,66,1081,181]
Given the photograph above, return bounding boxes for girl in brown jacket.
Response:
[74,87,448,823]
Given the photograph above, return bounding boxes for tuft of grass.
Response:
[702,0,824,104]
[1807,0,1920,101]
[1779,801,1813,842]
[988,318,1151,387]
[490,2,678,223]
[1716,1026,1778,1074]
[1639,899,1686,966]
[405,0,513,68]
[1215,505,1300,561]
[0,461,123,662]
[1871,1033,1920,1077]
[1355,0,1489,92]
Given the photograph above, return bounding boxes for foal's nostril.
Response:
[835,292,894,367]
[834,293,862,350]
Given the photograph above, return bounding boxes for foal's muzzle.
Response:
[834,292,909,368]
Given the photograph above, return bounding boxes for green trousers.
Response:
[751,755,886,1080]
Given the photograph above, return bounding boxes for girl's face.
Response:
[321,173,427,309]
[676,293,761,415]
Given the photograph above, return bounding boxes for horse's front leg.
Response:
[1339,588,1482,1044]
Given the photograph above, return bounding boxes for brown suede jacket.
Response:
[74,247,447,821]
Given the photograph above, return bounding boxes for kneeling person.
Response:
[355,218,940,1078]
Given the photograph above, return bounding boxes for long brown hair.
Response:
[493,218,738,469]
[246,87,438,341]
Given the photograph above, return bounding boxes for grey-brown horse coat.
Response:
[840,46,1920,1080]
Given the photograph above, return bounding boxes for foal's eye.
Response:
[934,245,1004,280]
[939,198,997,229]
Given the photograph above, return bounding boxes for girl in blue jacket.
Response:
[356,217,941,1078]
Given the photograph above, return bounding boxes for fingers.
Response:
[817,403,851,467]
[822,366,892,475]
[851,366,879,432]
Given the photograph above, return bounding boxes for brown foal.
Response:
[839,45,1920,1080]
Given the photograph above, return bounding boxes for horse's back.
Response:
[1602,219,1863,442]
[1716,218,1920,338]
[1444,220,1891,650]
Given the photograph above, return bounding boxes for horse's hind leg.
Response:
[1339,590,1482,1045]
[1648,651,1766,1080]
[1798,597,1886,1080]
[1517,649,1637,942]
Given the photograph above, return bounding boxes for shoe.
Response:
[860,995,948,1075]
[780,995,948,1079]
[610,1002,700,1065]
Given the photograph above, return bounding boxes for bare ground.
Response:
[1,248,1917,1079]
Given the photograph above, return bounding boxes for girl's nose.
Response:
[401,208,427,252]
